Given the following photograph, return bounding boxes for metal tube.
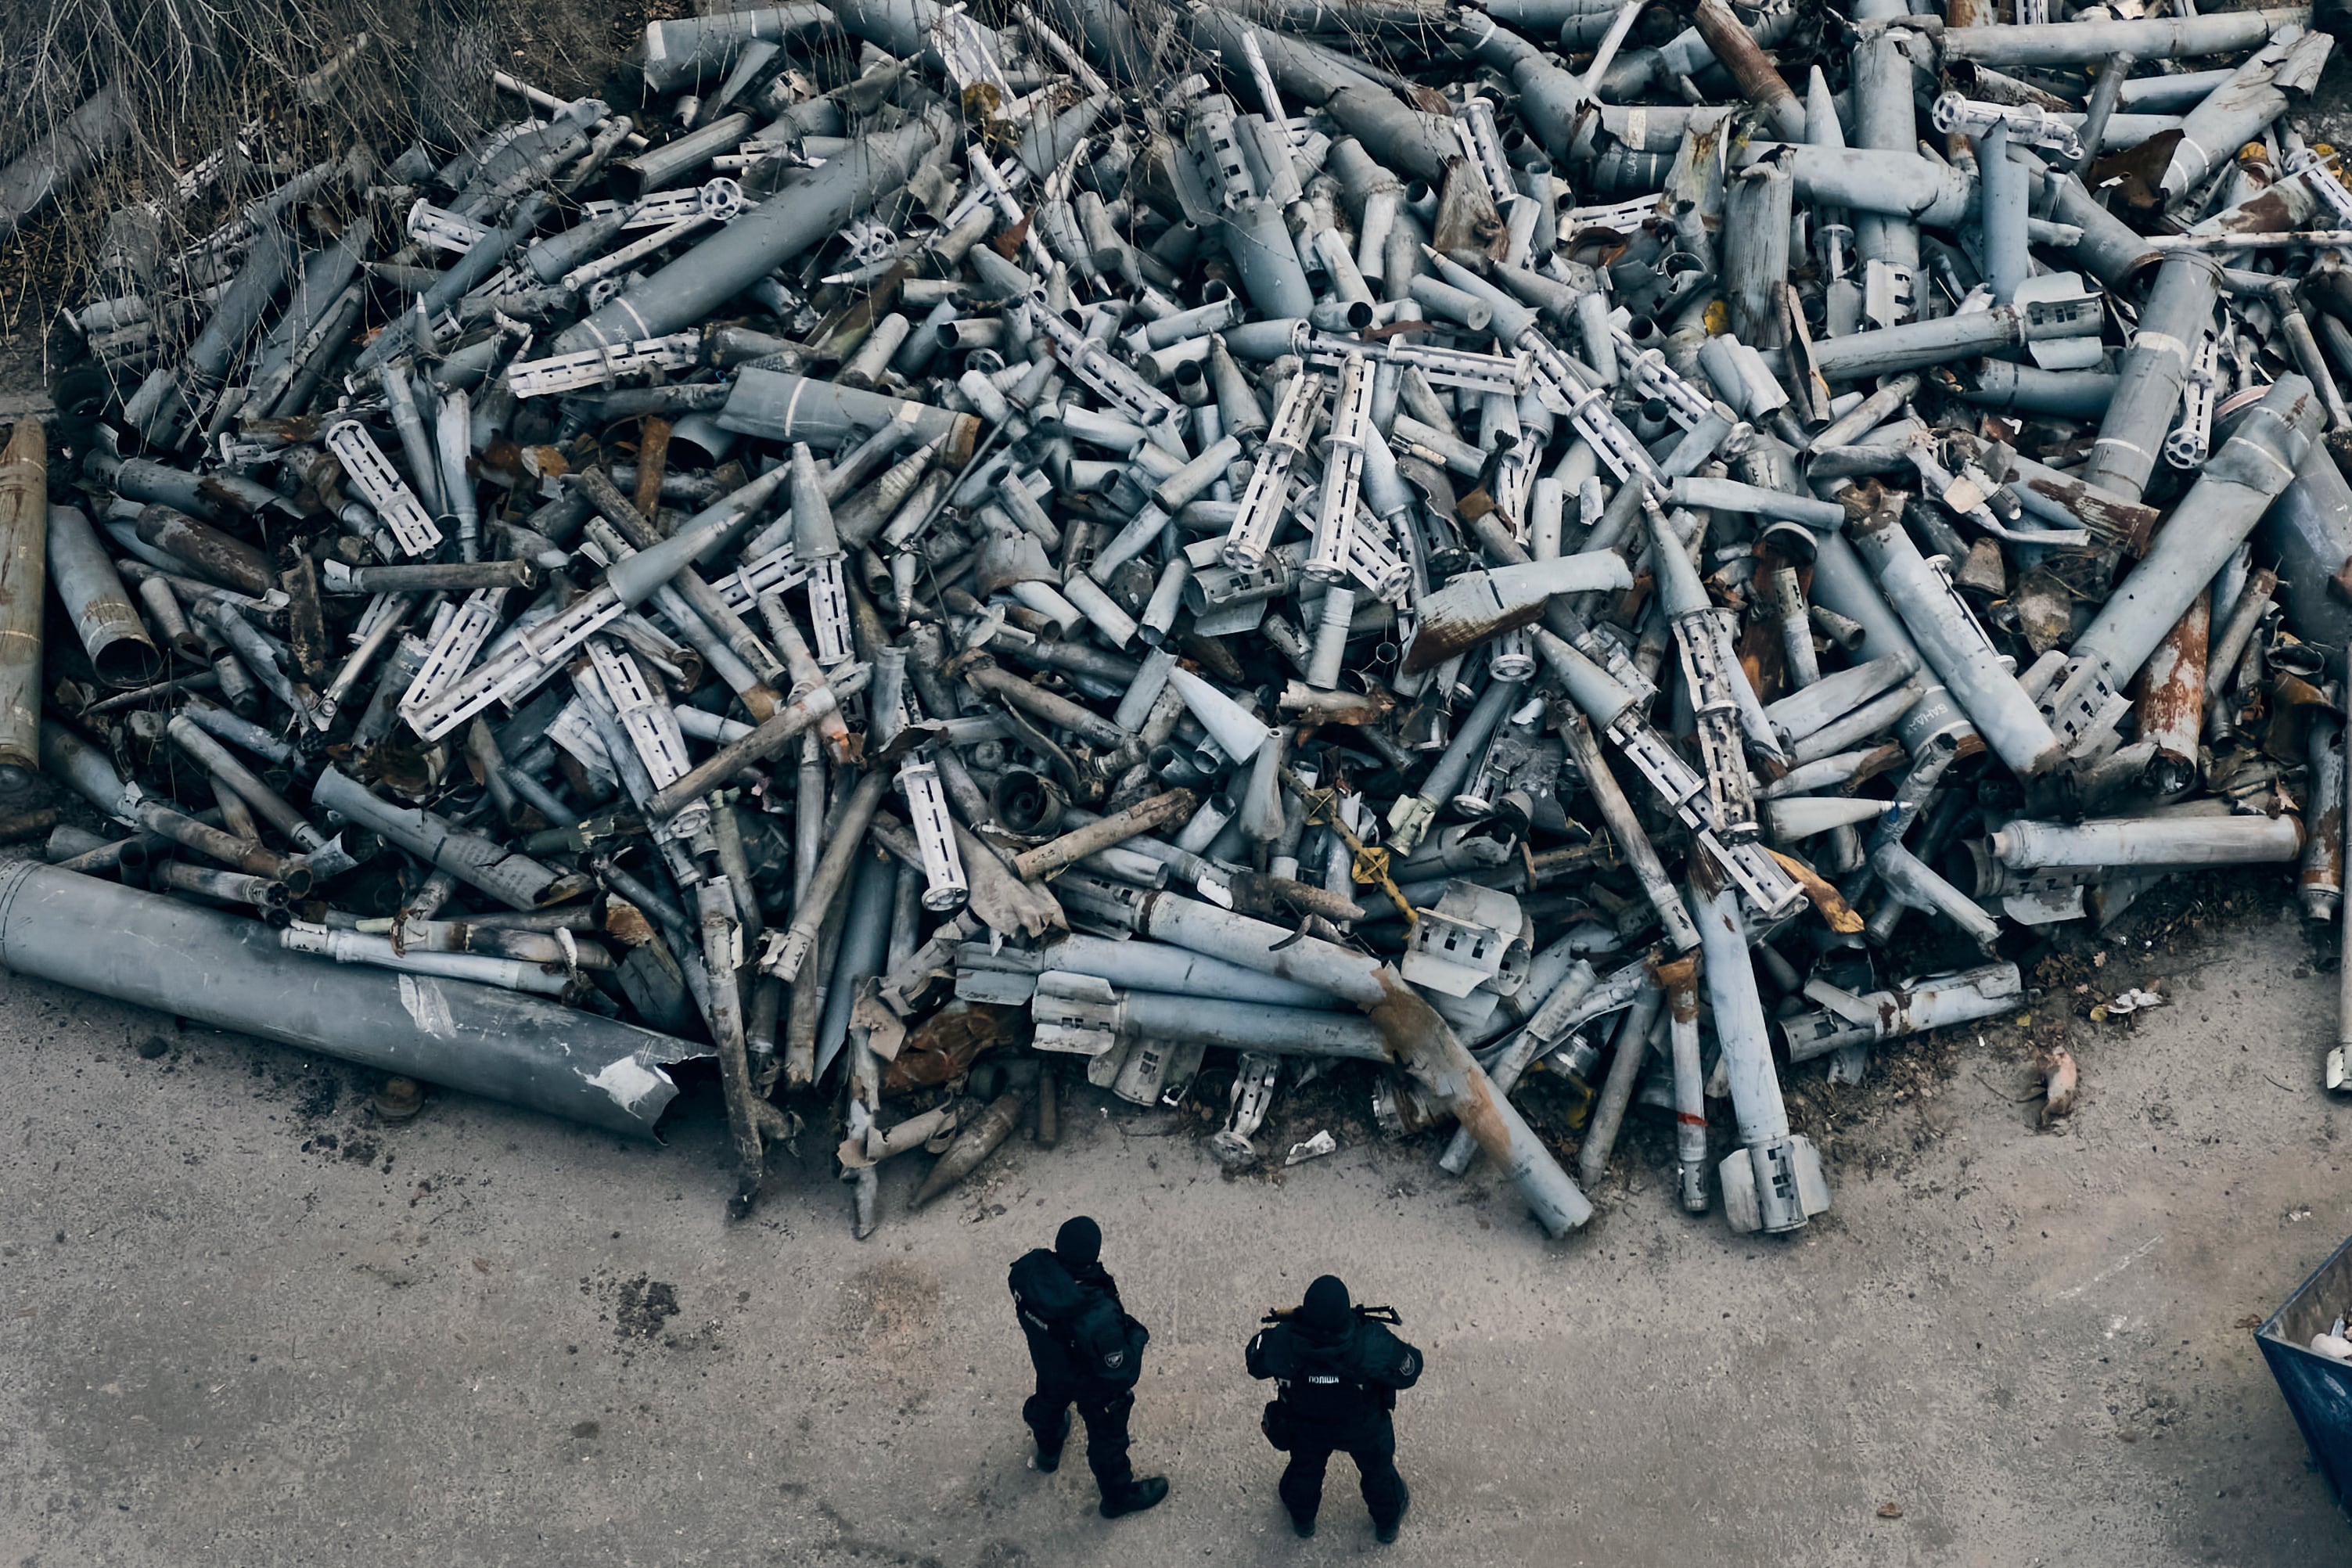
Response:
[1132,890,1593,1234]
[0,83,134,241]
[2337,745,2352,1088]
[1576,976,1667,1190]
[642,674,855,818]
[641,5,836,91]
[1940,12,2296,67]
[2304,716,2344,922]
[1695,0,1805,141]
[0,861,694,1135]
[1847,491,2062,777]
[1439,958,1617,1174]
[1807,302,2088,380]
[131,797,309,890]
[1978,126,2028,304]
[1222,197,1317,321]
[312,766,578,911]
[149,859,289,922]
[0,422,46,784]
[2072,52,2135,179]
[1016,789,1196,883]
[1558,702,1701,949]
[2043,171,2165,290]
[1766,649,1919,743]
[2048,379,2321,745]
[166,716,325,852]
[1723,160,1793,347]
[2137,590,2208,794]
[2206,566,2276,704]
[1781,962,2025,1060]
[1956,361,2120,418]
[134,505,274,595]
[2261,440,2352,682]
[552,117,941,355]
[1690,865,1828,1234]
[2083,254,2223,504]
[2160,31,2317,200]
[1660,954,1708,1211]
[716,369,980,462]
[765,771,894,982]
[1991,814,2303,869]
[1873,840,2003,951]
[1850,27,1919,318]
[1044,984,1391,1059]
[45,503,161,689]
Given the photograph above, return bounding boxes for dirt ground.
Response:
[0,894,2347,1567]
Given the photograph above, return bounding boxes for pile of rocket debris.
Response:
[6,0,2352,1242]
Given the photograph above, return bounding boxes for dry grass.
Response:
[0,0,678,366]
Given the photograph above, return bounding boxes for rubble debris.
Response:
[1286,1130,1338,1165]
[10,0,2352,1242]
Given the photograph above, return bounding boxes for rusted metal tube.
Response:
[1660,954,1708,1212]
[642,674,857,819]
[2136,589,2208,796]
[763,771,894,983]
[2303,715,2344,922]
[1013,789,1196,880]
[312,766,579,910]
[165,715,325,853]
[1129,889,1594,1234]
[0,421,46,785]
[133,505,275,596]
[1695,0,1805,141]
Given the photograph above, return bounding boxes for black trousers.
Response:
[1023,1373,1135,1496]
[1278,1417,1404,1530]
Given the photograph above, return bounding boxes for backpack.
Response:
[1009,1250,1146,1389]
[1067,1289,1146,1389]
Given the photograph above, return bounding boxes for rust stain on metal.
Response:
[282,558,330,681]
[1367,966,1513,1155]
[2086,128,2184,216]
[1400,585,1546,673]
[1694,0,1800,128]
[2304,793,2344,903]
[2202,186,2298,239]
[2022,476,2157,556]
[1764,849,1848,930]
[133,504,274,595]
[1652,954,1700,1020]
[195,475,266,517]
[2136,587,2207,775]
[1843,740,1909,794]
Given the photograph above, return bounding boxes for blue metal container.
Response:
[2257,1230,2352,1519]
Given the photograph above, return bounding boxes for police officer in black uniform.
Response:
[1007,1216,1169,1519]
[1246,1274,1422,1542]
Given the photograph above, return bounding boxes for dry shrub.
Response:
[0,0,676,358]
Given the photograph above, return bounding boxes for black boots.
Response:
[1375,1480,1410,1545]
[1099,1476,1170,1519]
[1034,1412,1070,1473]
